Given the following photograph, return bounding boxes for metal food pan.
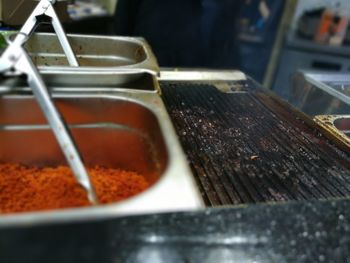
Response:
[0,89,202,226]
[23,33,159,86]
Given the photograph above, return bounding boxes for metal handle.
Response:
[16,47,97,204]
[0,0,97,204]
[17,0,79,67]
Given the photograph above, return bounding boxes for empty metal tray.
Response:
[24,33,159,86]
[0,88,202,226]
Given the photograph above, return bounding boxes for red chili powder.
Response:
[0,163,149,214]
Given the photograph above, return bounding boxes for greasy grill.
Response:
[161,81,350,206]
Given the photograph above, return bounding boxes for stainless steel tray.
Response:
[24,33,159,86]
[0,87,203,226]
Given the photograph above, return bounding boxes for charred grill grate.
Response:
[161,81,350,206]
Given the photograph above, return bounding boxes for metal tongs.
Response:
[0,0,98,204]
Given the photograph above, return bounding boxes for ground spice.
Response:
[0,163,149,214]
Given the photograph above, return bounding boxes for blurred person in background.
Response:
[114,0,241,68]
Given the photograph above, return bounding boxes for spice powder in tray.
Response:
[0,163,149,214]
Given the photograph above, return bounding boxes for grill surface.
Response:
[161,81,350,206]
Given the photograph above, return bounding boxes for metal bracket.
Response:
[17,0,79,66]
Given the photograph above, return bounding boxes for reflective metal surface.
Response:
[290,71,350,116]
[24,33,159,86]
[160,69,246,82]
[0,87,203,226]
